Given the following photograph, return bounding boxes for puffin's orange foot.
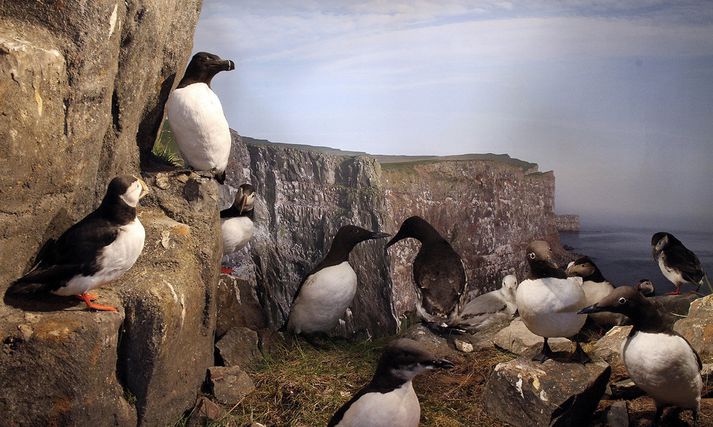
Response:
[76,294,117,312]
[221,266,234,275]
[666,289,681,296]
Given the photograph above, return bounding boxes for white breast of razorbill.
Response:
[288,262,358,334]
[166,83,231,172]
[623,331,702,409]
[337,381,420,427]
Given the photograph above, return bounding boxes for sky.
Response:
[193,1,713,231]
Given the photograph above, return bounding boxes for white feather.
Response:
[166,83,230,172]
[221,216,254,255]
[581,280,624,328]
[515,276,587,338]
[288,262,357,334]
[658,254,685,286]
[337,381,420,427]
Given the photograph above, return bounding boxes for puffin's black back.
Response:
[652,232,704,283]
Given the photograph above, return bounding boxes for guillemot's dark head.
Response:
[565,256,606,282]
[386,216,442,248]
[179,52,235,88]
[377,338,454,381]
[105,175,149,208]
[527,240,567,279]
[332,225,389,250]
[578,285,647,317]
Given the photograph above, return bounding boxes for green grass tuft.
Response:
[152,119,185,167]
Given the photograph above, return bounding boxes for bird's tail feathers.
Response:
[6,265,78,295]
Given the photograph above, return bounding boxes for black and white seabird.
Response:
[166,51,235,183]
[328,338,454,427]
[220,183,255,274]
[579,286,702,426]
[651,232,707,295]
[565,256,624,329]
[7,176,149,311]
[459,274,518,331]
[385,216,469,332]
[286,225,389,335]
[516,240,589,363]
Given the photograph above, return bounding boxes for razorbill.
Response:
[459,274,518,331]
[166,51,235,183]
[286,225,389,335]
[565,256,624,329]
[516,240,589,363]
[651,232,707,295]
[579,286,702,425]
[8,176,149,311]
[385,216,469,332]
[220,183,255,274]
[328,338,454,427]
[636,279,656,297]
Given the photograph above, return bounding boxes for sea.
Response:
[559,227,713,295]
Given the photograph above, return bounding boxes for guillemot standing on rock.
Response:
[516,240,589,363]
[651,232,708,295]
[166,51,235,183]
[220,183,255,274]
[328,338,454,427]
[286,225,389,335]
[386,216,468,333]
[459,274,518,331]
[7,176,149,311]
[579,286,702,426]
[565,256,624,329]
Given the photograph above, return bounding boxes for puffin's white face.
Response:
[120,178,149,207]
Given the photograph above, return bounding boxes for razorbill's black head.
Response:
[386,216,469,333]
[526,240,567,280]
[178,51,235,89]
[651,232,705,295]
[7,175,149,311]
[220,183,256,219]
[636,279,656,297]
[565,256,606,283]
[328,338,454,427]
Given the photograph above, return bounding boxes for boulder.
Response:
[484,357,611,426]
[216,274,266,337]
[609,378,644,400]
[186,396,224,427]
[216,327,261,369]
[208,366,256,405]
[492,318,571,355]
[606,401,629,427]
[592,325,632,380]
[674,294,713,363]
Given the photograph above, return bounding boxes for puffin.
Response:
[166,51,235,183]
[579,286,702,426]
[328,338,454,427]
[636,279,656,297]
[385,216,469,332]
[220,183,255,274]
[516,240,589,363]
[651,232,707,295]
[459,274,518,331]
[565,256,625,329]
[7,175,149,311]
[286,225,389,335]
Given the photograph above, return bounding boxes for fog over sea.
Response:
[560,227,713,295]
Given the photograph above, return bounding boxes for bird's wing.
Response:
[413,245,467,316]
[53,214,120,268]
[666,246,705,283]
[461,293,507,317]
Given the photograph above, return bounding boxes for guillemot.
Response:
[7,176,149,311]
[328,338,454,427]
[386,216,468,333]
[516,240,589,363]
[651,232,707,295]
[579,286,702,426]
[565,256,624,329]
[286,225,389,335]
[166,51,235,183]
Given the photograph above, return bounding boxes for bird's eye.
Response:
[528,252,536,260]
[618,297,627,305]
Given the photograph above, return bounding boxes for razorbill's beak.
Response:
[223,59,235,71]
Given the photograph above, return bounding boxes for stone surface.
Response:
[484,357,611,427]
[208,366,256,405]
[186,396,224,427]
[216,274,266,337]
[674,294,713,363]
[592,325,633,380]
[492,318,571,355]
[606,401,629,427]
[454,338,474,353]
[651,292,699,318]
[609,378,644,400]
[216,327,261,369]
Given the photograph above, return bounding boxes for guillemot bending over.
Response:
[516,240,589,363]
[220,183,255,274]
[328,338,454,427]
[580,286,702,426]
[565,256,624,329]
[166,51,235,183]
[286,225,389,335]
[386,216,469,333]
[651,232,707,295]
[7,176,149,311]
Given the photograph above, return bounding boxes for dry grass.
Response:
[207,337,513,427]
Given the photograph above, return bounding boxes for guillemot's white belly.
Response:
[623,331,702,409]
[516,277,587,338]
[581,280,623,327]
[288,261,357,334]
[167,83,231,172]
[336,381,420,427]
[221,216,254,255]
[54,218,145,296]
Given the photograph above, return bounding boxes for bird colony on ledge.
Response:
[6,51,711,427]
